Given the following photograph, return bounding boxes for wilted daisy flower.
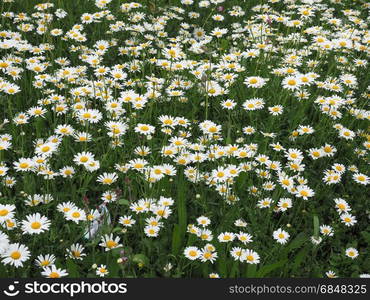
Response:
[311,236,322,245]
[21,213,51,234]
[273,228,290,244]
[0,232,9,255]
[1,243,30,268]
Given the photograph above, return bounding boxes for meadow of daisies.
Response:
[0,0,369,279]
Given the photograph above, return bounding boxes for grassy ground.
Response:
[0,0,369,278]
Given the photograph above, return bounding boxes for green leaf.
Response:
[229,261,239,278]
[291,246,310,274]
[108,260,120,277]
[246,264,257,278]
[0,263,7,278]
[220,39,229,50]
[226,123,232,144]
[360,231,370,244]
[217,255,227,277]
[133,254,149,266]
[201,264,209,278]
[313,215,319,238]
[112,226,123,233]
[256,259,288,277]
[118,198,129,205]
[171,224,181,255]
[281,232,307,257]
[66,259,79,278]
[175,172,187,254]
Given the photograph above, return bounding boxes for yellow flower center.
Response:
[0,209,9,216]
[247,255,254,262]
[19,162,29,169]
[31,221,41,229]
[106,240,117,248]
[49,272,60,278]
[72,212,81,218]
[72,251,80,257]
[41,260,50,267]
[80,156,88,163]
[10,251,21,260]
[41,146,50,152]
